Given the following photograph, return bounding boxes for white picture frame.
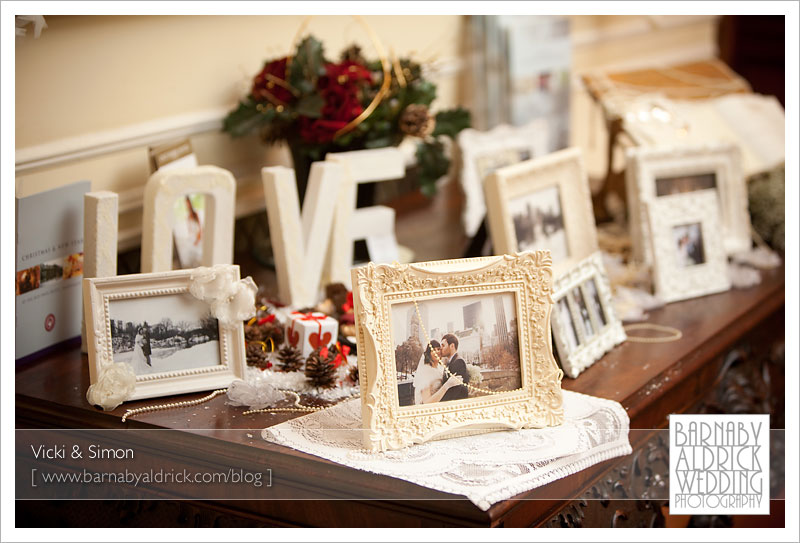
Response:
[626,142,750,264]
[457,120,550,238]
[351,252,564,452]
[484,147,598,278]
[551,252,626,379]
[84,266,247,404]
[645,190,731,304]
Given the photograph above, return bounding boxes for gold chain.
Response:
[121,389,228,423]
[623,323,682,343]
[243,390,326,416]
[411,298,505,396]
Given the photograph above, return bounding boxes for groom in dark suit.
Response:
[440,333,469,402]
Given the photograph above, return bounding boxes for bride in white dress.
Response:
[129,328,152,375]
[413,340,463,405]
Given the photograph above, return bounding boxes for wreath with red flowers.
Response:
[223,36,470,195]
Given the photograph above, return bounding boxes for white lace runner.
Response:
[262,390,631,511]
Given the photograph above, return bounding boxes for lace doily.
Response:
[262,390,631,511]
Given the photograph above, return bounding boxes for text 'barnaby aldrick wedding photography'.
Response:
[669,414,770,515]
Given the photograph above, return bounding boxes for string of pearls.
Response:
[121,389,228,422]
[412,298,506,396]
[624,323,682,343]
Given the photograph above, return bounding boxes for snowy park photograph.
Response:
[108,292,221,375]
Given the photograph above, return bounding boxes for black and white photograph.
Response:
[570,287,594,339]
[655,172,717,197]
[508,185,569,261]
[556,297,580,353]
[392,292,522,407]
[109,292,221,375]
[673,222,705,267]
[585,278,607,327]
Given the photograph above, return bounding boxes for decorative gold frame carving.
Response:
[351,252,564,452]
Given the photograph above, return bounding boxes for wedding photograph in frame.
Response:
[625,142,750,263]
[457,120,550,239]
[84,267,247,403]
[551,252,626,379]
[483,147,598,278]
[645,190,731,304]
[351,252,564,451]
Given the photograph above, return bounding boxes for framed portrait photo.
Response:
[645,190,731,303]
[457,120,549,238]
[351,252,564,451]
[84,266,247,404]
[626,142,750,263]
[551,252,626,379]
[484,147,598,278]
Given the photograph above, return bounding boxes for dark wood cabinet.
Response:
[15,267,785,528]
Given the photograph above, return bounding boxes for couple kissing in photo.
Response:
[412,334,470,405]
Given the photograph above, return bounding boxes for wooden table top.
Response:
[15,265,784,526]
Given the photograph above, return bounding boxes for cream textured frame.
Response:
[457,120,550,238]
[84,267,246,402]
[626,142,750,264]
[141,165,236,273]
[484,147,598,278]
[351,252,564,452]
[551,252,626,379]
[645,190,731,304]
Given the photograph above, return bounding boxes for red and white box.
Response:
[286,311,338,358]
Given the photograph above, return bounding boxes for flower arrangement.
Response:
[223,36,470,195]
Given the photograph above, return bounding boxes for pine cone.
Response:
[246,342,273,370]
[305,349,337,389]
[325,283,349,312]
[340,44,367,66]
[277,345,304,372]
[399,104,435,138]
[244,323,265,342]
[262,321,285,346]
[348,365,359,385]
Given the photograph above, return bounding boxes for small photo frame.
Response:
[484,147,598,278]
[352,252,564,451]
[551,252,626,379]
[626,142,750,263]
[645,190,731,303]
[457,120,550,238]
[84,267,247,402]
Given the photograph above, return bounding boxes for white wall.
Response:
[14,15,717,247]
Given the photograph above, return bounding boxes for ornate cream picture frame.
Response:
[84,266,250,410]
[351,252,564,452]
[457,120,549,238]
[645,190,731,304]
[626,142,750,264]
[551,252,626,379]
[484,147,598,278]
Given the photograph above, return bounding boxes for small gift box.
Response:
[286,311,338,358]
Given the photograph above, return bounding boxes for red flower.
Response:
[298,61,371,144]
[323,61,372,88]
[251,57,293,105]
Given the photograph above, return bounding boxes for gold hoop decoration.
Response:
[287,15,393,141]
[623,323,682,343]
